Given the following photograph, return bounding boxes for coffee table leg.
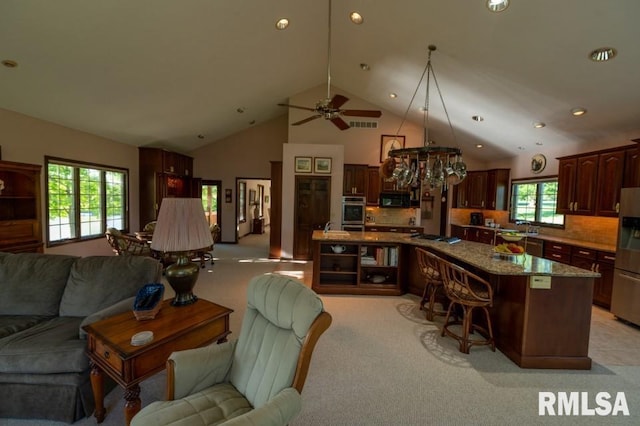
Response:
[124,384,141,425]
[89,361,106,423]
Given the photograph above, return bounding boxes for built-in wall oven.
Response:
[611,187,640,326]
[341,196,366,231]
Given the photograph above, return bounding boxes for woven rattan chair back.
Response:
[415,247,447,321]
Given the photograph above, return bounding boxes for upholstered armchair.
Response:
[131,273,332,426]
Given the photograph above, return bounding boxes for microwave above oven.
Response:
[379,192,410,208]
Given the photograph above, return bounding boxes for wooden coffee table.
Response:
[83,298,233,425]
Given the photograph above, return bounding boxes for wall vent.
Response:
[348,120,378,129]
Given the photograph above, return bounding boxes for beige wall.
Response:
[0,108,140,256]
[190,115,286,242]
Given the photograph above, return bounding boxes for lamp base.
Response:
[165,253,200,307]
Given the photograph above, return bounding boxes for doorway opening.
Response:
[201,180,221,243]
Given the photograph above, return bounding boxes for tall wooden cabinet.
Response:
[0,160,43,253]
[139,148,195,227]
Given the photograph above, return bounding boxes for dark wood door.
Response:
[596,150,625,217]
[269,161,282,259]
[294,176,331,260]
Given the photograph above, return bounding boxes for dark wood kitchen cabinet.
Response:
[139,147,195,226]
[343,164,368,196]
[452,168,509,210]
[366,166,381,205]
[0,160,43,253]
[556,154,598,215]
[596,150,625,216]
[624,146,640,188]
[557,144,637,217]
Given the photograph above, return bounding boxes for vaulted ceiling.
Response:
[1,0,638,161]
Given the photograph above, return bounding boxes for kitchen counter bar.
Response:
[313,231,597,369]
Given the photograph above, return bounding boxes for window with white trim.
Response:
[510,177,564,227]
[46,157,128,245]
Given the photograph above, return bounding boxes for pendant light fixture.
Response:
[387,45,466,191]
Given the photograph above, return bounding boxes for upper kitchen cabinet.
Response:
[139,147,195,227]
[366,167,381,206]
[343,164,368,196]
[556,154,598,215]
[624,145,640,188]
[0,160,43,253]
[596,150,625,216]
[557,144,637,217]
[452,169,510,210]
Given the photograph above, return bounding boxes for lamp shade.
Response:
[151,198,213,252]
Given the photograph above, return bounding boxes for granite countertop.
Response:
[364,223,419,228]
[313,230,599,278]
[452,224,616,253]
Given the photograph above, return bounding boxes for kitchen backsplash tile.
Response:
[450,208,618,246]
[366,207,417,225]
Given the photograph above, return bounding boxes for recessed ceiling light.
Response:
[486,0,509,13]
[571,107,587,116]
[359,63,370,71]
[2,59,18,68]
[589,47,617,62]
[476,144,484,148]
[472,115,484,122]
[349,12,363,24]
[389,93,398,99]
[533,122,546,128]
[275,18,289,30]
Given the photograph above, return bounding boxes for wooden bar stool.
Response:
[415,247,447,321]
[439,258,495,354]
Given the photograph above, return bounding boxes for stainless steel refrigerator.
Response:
[610,187,640,326]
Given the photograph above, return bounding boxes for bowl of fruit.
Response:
[500,231,523,242]
[494,242,525,258]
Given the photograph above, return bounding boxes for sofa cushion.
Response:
[0,316,87,374]
[0,252,78,316]
[0,315,51,339]
[59,256,162,317]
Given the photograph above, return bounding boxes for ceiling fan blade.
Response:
[331,117,350,130]
[329,94,349,109]
[341,109,383,118]
[277,103,317,112]
[292,115,322,126]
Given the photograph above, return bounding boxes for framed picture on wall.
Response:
[314,157,332,174]
[380,135,405,163]
[295,156,312,173]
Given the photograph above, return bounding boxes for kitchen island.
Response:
[312,230,599,369]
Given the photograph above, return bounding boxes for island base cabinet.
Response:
[313,241,403,295]
[492,275,593,370]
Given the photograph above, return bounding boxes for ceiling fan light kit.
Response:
[277,0,382,130]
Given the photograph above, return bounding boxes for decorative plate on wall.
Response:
[531,154,546,174]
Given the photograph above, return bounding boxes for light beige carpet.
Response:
[2,232,639,425]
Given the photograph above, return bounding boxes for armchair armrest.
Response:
[167,339,237,400]
[222,387,302,426]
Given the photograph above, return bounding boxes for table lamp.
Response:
[151,198,213,306]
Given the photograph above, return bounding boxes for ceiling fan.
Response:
[278,0,382,130]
